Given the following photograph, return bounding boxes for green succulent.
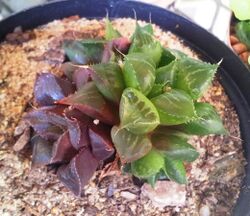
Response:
[64,18,226,187]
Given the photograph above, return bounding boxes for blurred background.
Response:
[0,0,231,42]
[2,0,249,65]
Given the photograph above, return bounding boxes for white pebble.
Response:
[199,205,210,216]
[120,191,137,200]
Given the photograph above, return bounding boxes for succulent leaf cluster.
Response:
[22,18,226,195]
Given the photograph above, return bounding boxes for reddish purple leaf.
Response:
[57,82,119,125]
[112,37,131,54]
[67,118,91,150]
[101,37,131,63]
[64,106,90,120]
[36,123,63,140]
[50,131,78,164]
[78,124,91,149]
[34,73,75,106]
[25,105,67,127]
[102,42,113,63]
[60,62,78,80]
[89,123,114,161]
[24,106,67,140]
[64,108,91,149]
[57,148,98,196]
[31,136,53,167]
[39,105,66,116]
[72,67,92,90]
[66,118,81,149]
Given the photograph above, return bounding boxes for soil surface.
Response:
[0,17,246,216]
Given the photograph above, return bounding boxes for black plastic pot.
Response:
[1,0,250,215]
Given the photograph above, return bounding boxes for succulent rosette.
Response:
[21,19,226,196]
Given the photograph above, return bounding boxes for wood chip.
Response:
[13,127,30,152]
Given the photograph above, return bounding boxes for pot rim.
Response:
[1,0,250,215]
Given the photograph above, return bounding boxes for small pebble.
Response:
[129,204,137,214]
[51,207,60,214]
[199,205,210,216]
[93,119,100,125]
[120,191,137,201]
[142,181,186,208]
[107,184,115,197]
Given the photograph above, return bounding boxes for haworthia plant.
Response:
[22,18,227,196]
[62,19,226,188]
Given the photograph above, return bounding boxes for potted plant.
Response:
[0,0,250,215]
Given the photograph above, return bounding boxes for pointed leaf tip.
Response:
[123,53,156,95]
[63,39,105,65]
[164,157,187,184]
[131,149,164,179]
[129,22,153,53]
[152,130,199,162]
[105,18,121,40]
[174,58,218,100]
[91,63,125,104]
[24,105,67,139]
[34,73,74,106]
[50,131,78,164]
[72,67,92,90]
[57,82,119,125]
[57,148,98,196]
[177,102,227,135]
[64,108,91,150]
[89,123,114,161]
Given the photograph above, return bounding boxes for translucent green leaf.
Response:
[91,63,125,104]
[120,88,160,134]
[151,89,196,125]
[158,48,176,67]
[168,49,188,59]
[152,130,199,162]
[174,58,218,100]
[164,157,187,184]
[177,102,227,135]
[154,127,191,140]
[156,60,177,86]
[105,18,121,40]
[63,39,105,65]
[139,41,162,65]
[131,149,165,178]
[147,83,165,98]
[111,126,152,163]
[123,53,156,95]
[146,174,158,188]
[236,21,250,49]
[145,169,168,187]
[129,22,154,53]
[141,23,154,35]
